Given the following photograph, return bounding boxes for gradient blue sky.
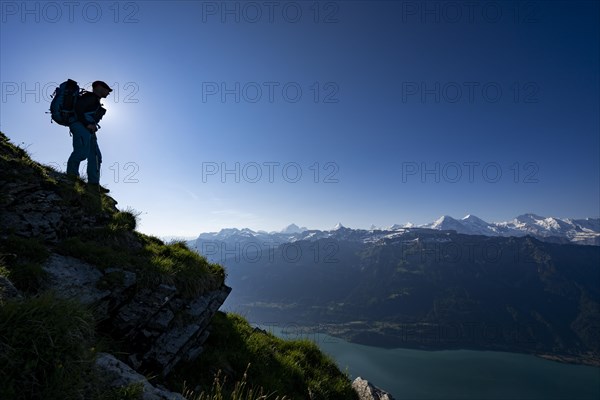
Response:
[1,1,599,236]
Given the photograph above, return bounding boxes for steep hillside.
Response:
[0,132,363,400]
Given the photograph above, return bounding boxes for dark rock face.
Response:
[124,284,231,376]
[42,253,231,377]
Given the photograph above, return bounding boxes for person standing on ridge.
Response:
[66,80,111,193]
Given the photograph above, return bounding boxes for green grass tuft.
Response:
[109,209,139,232]
[170,312,358,400]
[183,365,288,400]
[0,263,9,279]
[142,239,226,297]
[95,382,144,400]
[0,293,96,400]
[0,133,58,186]
[57,233,225,297]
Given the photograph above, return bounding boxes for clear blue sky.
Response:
[1,1,598,236]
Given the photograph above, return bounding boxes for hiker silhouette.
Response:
[66,80,111,192]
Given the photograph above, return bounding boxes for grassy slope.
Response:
[0,132,357,399]
[170,312,358,400]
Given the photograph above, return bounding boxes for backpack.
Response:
[49,79,83,126]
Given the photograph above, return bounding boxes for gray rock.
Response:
[114,284,177,333]
[43,254,111,305]
[140,285,232,376]
[95,353,186,400]
[147,308,176,331]
[352,377,395,400]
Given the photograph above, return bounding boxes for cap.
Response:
[92,80,113,93]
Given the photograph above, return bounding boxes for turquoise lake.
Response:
[258,325,600,400]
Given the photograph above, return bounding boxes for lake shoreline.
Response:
[338,333,600,368]
[269,323,600,368]
[263,323,600,400]
[535,353,600,368]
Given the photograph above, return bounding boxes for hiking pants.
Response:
[66,121,102,184]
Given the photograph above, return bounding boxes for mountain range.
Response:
[186,213,600,366]
[189,226,600,366]
[193,214,600,246]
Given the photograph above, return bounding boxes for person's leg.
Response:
[66,122,91,178]
[87,134,101,184]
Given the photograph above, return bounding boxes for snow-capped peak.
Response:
[461,214,491,227]
[430,215,459,229]
[389,222,415,230]
[514,213,545,224]
[333,222,345,230]
[423,214,503,236]
[462,214,485,223]
[193,215,600,247]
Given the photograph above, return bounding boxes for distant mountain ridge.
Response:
[421,214,600,245]
[191,226,600,366]
[195,214,600,246]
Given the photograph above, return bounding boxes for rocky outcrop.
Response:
[120,283,231,376]
[42,253,231,377]
[352,377,395,400]
[0,172,118,242]
[95,353,186,400]
[43,254,128,308]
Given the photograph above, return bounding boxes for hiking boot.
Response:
[88,183,110,194]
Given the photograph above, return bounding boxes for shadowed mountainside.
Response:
[193,227,600,366]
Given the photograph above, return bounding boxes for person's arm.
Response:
[75,93,100,132]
